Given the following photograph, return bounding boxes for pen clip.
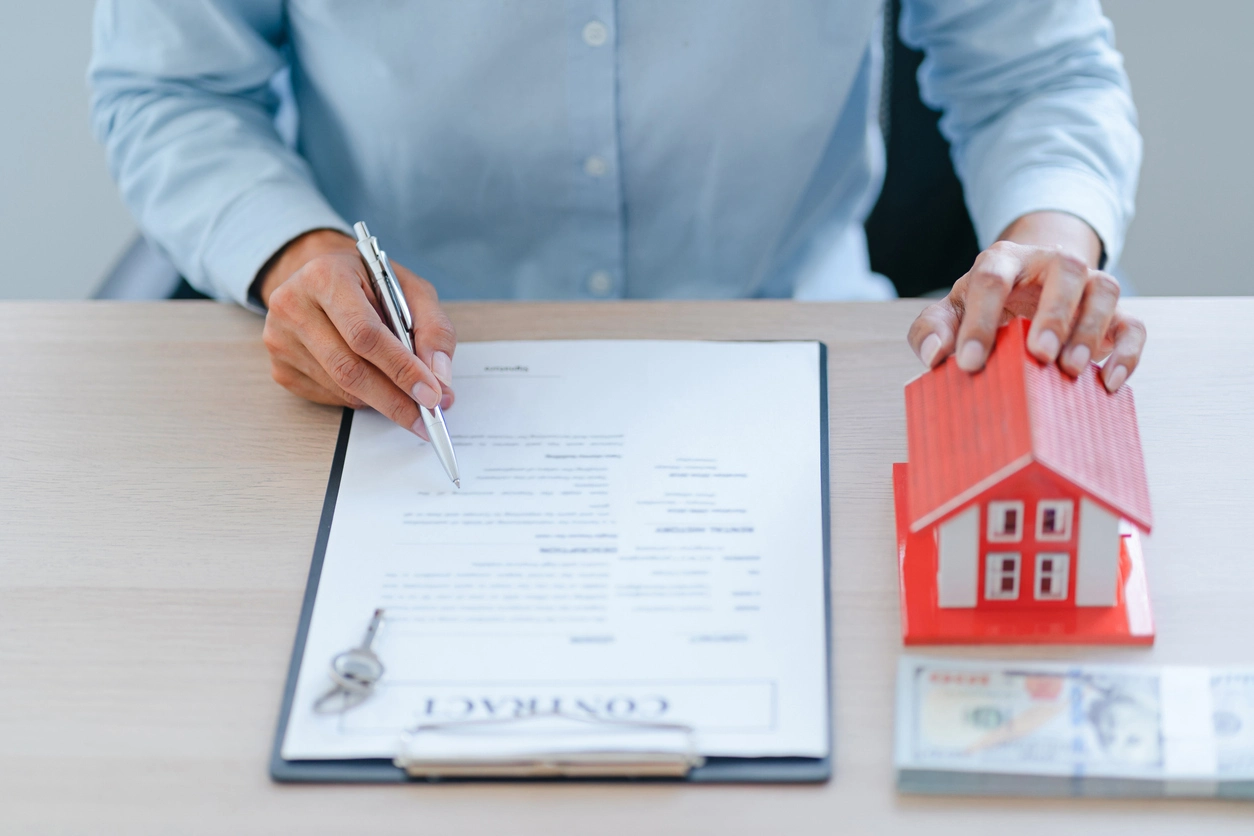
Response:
[378,251,414,334]
[354,222,414,344]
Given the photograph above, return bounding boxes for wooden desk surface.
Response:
[2,298,1252,834]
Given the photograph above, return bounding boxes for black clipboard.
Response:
[270,342,832,783]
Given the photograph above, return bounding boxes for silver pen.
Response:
[353,221,461,488]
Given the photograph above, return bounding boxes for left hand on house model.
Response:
[907,212,1146,393]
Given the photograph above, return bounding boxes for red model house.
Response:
[893,317,1155,644]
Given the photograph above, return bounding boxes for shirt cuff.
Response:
[200,181,352,313]
[969,165,1127,269]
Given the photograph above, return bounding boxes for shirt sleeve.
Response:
[899,0,1141,268]
[89,0,351,309]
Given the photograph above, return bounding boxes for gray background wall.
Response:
[1104,0,1253,295]
[1,2,135,300]
[1,1,1249,300]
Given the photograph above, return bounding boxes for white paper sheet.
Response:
[281,340,828,760]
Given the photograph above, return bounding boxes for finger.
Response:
[270,357,362,408]
[302,307,429,434]
[276,334,368,406]
[265,300,364,405]
[318,277,444,411]
[1100,311,1147,392]
[1025,250,1089,366]
[907,296,961,368]
[1060,270,1120,376]
[396,268,457,392]
[952,242,1024,372]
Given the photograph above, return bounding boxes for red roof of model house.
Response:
[905,317,1153,534]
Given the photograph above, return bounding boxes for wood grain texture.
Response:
[1,298,1252,834]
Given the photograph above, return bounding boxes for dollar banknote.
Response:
[895,656,1254,798]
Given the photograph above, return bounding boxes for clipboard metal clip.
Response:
[394,711,705,778]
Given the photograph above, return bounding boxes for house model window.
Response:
[1036,500,1074,541]
[987,501,1024,542]
[1034,552,1070,600]
[984,553,1021,600]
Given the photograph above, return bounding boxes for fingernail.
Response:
[920,333,942,367]
[1067,343,1091,371]
[412,382,440,409]
[956,340,984,372]
[1033,329,1061,362]
[432,351,453,386]
[410,416,430,441]
[1105,364,1128,392]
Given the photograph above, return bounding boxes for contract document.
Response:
[278,340,830,772]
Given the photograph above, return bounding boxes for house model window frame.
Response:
[1033,552,1070,601]
[986,500,1025,543]
[1036,499,1074,541]
[984,552,1021,600]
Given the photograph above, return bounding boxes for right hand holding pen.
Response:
[258,229,455,439]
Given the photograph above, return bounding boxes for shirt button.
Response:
[586,270,614,297]
[582,20,609,47]
[583,155,608,177]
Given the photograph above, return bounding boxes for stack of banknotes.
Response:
[895,656,1254,798]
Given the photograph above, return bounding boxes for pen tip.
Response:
[454,479,461,489]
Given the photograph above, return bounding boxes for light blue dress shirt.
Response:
[89,1,1139,309]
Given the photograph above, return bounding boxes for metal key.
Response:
[313,608,386,714]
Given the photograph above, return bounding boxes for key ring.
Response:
[328,648,385,693]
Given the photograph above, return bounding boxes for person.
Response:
[90,1,1144,438]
